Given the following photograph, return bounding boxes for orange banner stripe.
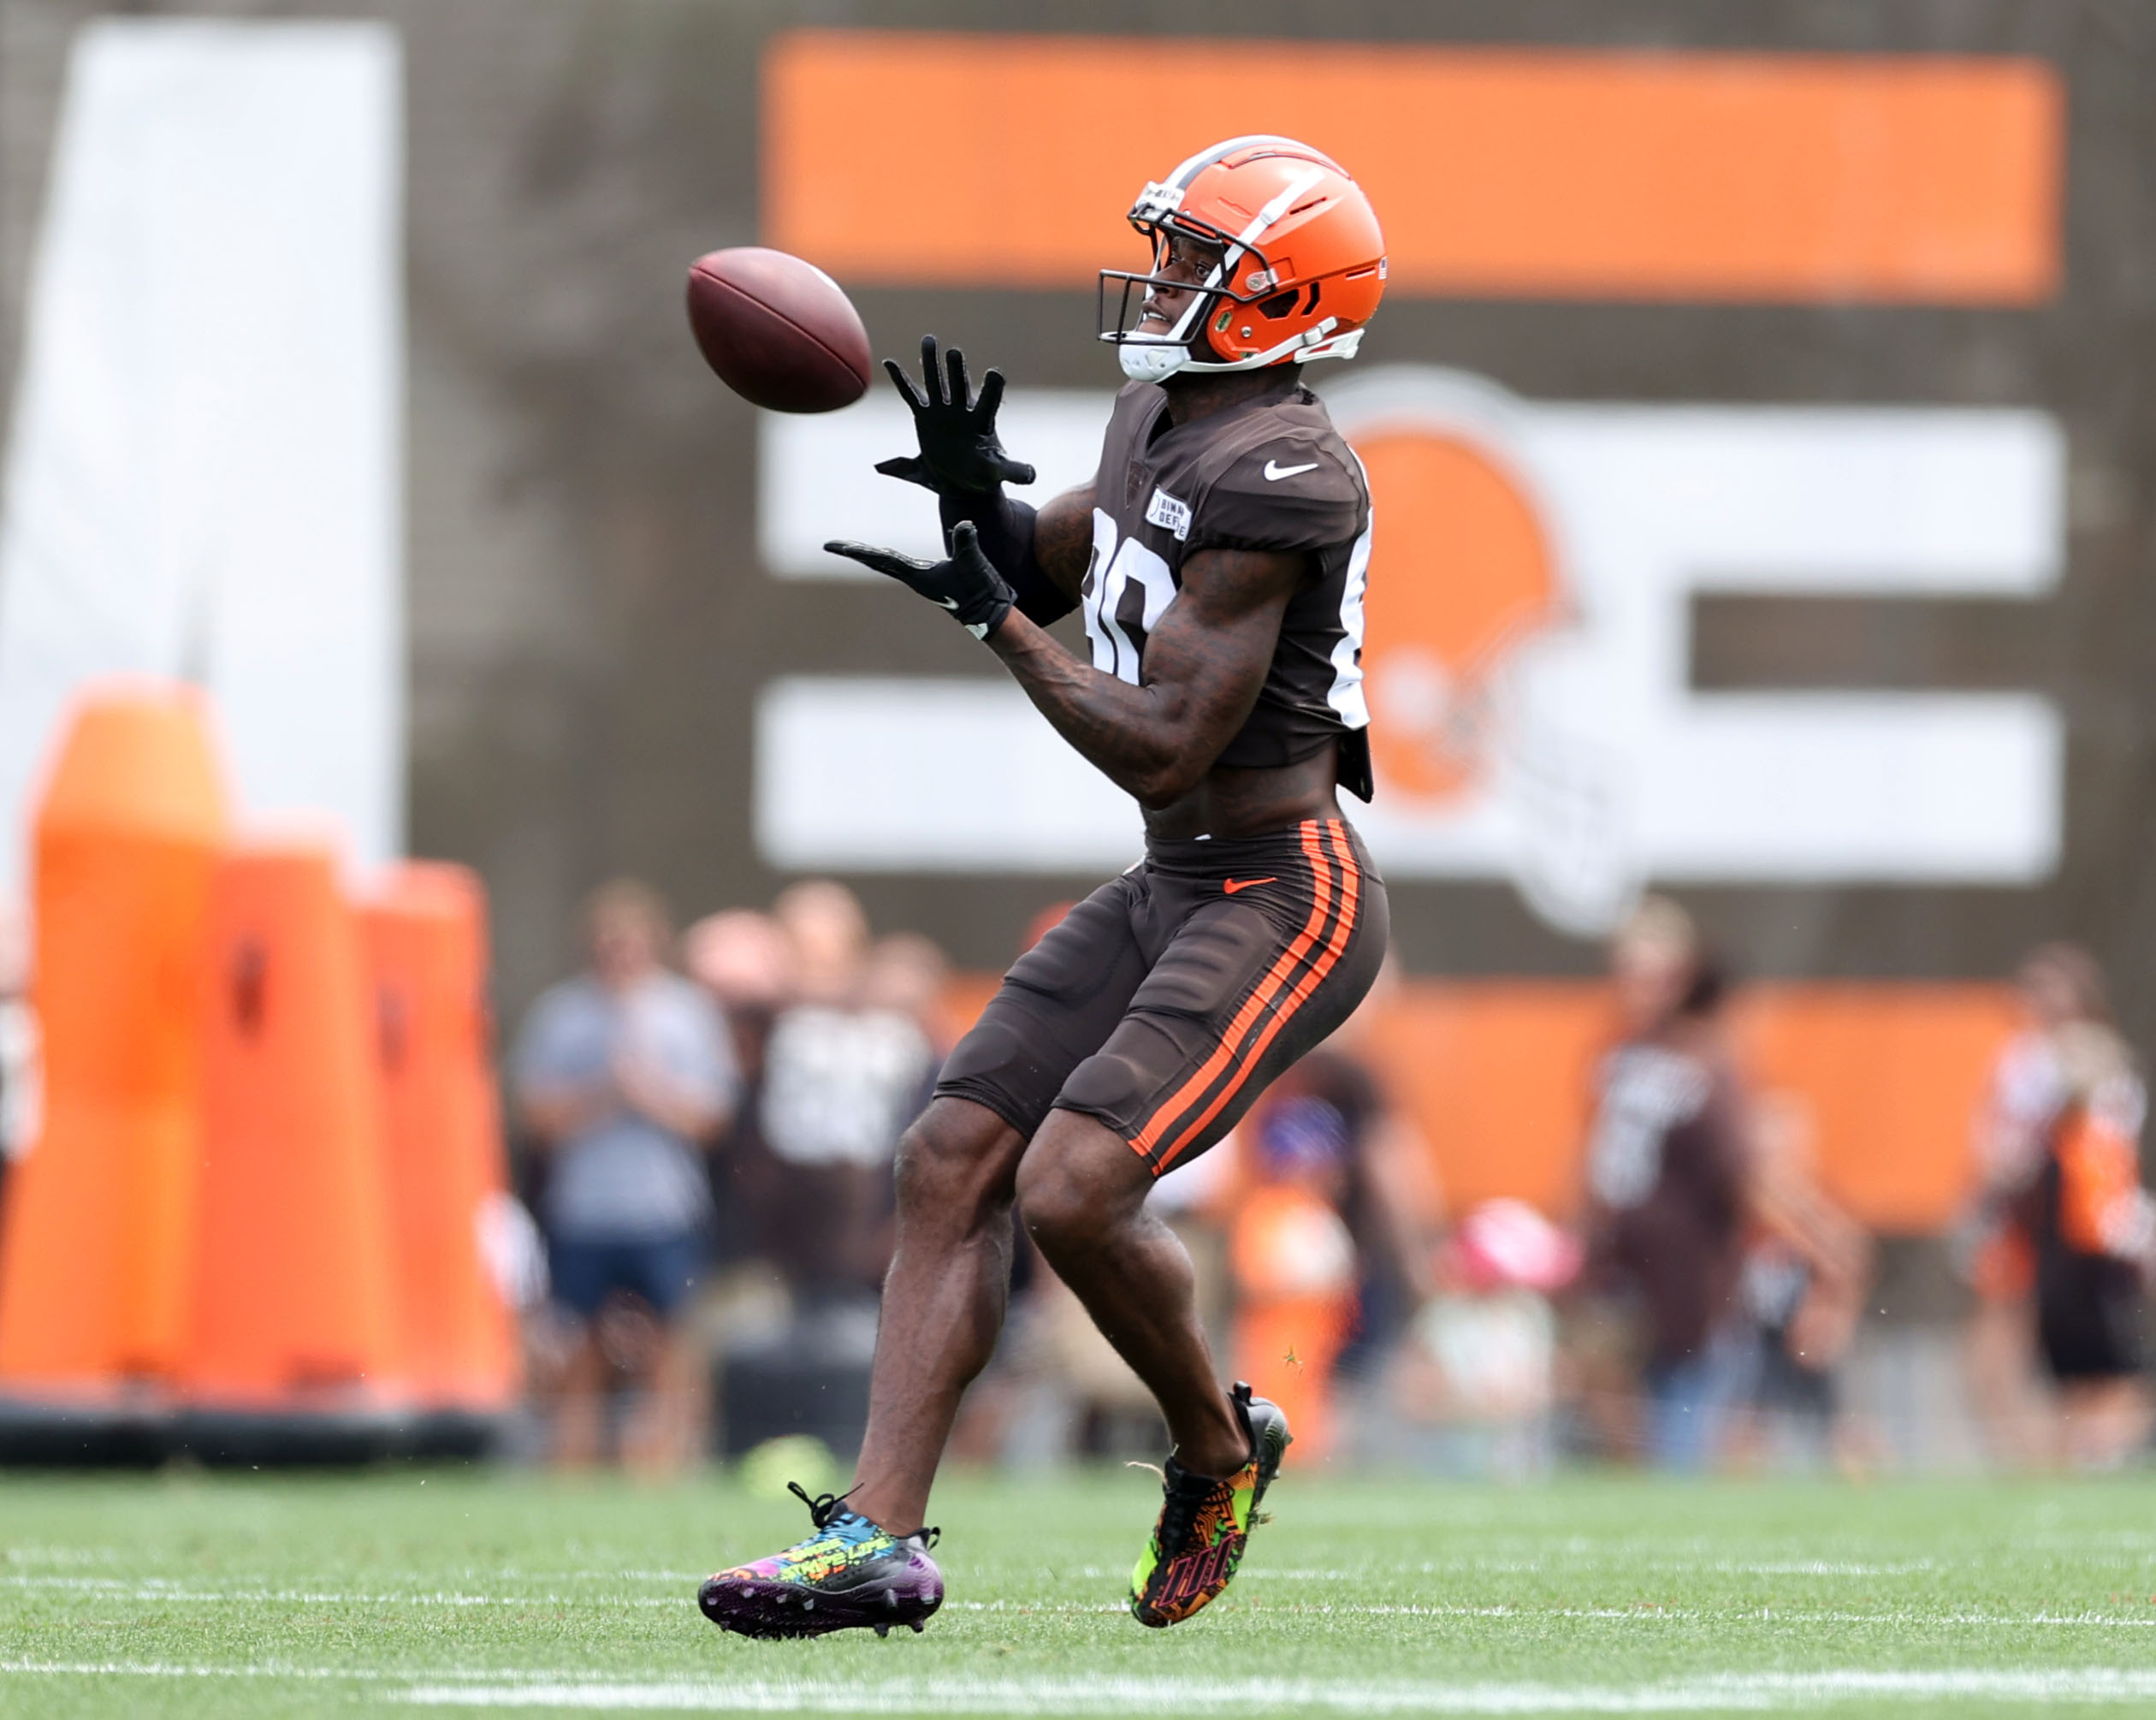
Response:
[765,33,2061,304]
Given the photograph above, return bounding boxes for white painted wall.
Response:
[755,370,2062,931]
[0,19,404,887]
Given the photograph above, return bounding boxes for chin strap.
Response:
[1117,320,1361,383]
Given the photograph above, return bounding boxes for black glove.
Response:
[825,520,1014,641]
[874,335,1036,496]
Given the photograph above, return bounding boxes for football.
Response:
[684,246,872,412]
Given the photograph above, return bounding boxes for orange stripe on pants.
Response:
[1155,824,1363,1171]
[1130,821,1336,1160]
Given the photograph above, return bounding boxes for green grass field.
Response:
[4,1466,2156,1717]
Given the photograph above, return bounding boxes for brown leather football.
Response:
[685,246,872,413]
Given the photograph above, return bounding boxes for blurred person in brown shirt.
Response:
[1730,1093,1871,1471]
[684,907,798,1277]
[685,910,797,1094]
[1572,896,1753,1469]
[755,883,936,1307]
[1965,944,2154,1468]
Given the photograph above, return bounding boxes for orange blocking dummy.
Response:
[363,863,518,1411]
[0,685,230,1391]
[181,840,406,1408]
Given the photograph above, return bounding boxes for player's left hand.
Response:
[874,334,1037,496]
[825,520,1015,641]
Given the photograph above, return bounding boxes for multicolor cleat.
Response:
[1129,1381,1291,1628]
[697,1484,945,1640]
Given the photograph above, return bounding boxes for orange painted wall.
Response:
[766,33,2060,303]
[1362,982,1612,1218]
[937,975,2016,1233]
[1730,985,2019,1234]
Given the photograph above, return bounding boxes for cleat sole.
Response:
[698,1573,942,1641]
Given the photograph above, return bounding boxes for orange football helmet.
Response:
[1100,135,1387,383]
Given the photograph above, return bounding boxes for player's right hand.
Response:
[874,334,1037,496]
[825,520,1016,642]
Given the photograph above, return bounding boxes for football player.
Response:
[700,136,1389,1639]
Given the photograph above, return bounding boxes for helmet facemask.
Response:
[1099,204,1251,382]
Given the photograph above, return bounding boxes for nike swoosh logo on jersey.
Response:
[1263,460,1320,482]
[1223,876,1279,894]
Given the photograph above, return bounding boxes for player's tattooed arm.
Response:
[1030,483,1098,602]
[986,544,1300,807]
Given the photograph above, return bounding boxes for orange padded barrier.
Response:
[0,685,230,1391]
[181,840,405,1407]
[364,863,518,1411]
[941,973,2017,1232]
[766,33,2061,304]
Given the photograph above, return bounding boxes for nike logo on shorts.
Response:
[1223,876,1278,894]
[1262,460,1320,482]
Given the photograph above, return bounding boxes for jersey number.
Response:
[1081,508,1178,687]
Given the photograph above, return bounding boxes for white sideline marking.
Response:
[0,1658,379,1680]
[9,1660,2156,1712]
[388,1669,2156,1711]
[1076,1563,1940,1581]
[0,1574,676,1606]
[9,1574,2156,1631]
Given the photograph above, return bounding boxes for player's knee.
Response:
[1015,1118,1145,1254]
[892,1100,1018,1223]
[1014,1149,1093,1254]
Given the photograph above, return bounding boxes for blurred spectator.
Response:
[1222,964,1446,1462]
[1730,1094,1871,1470]
[1963,944,2109,1465]
[2025,1023,2154,1465]
[864,932,954,1053]
[1229,1095,1359,1463]
[775,880,869,1008]
[1964,944,2153,1468]
[684,908,797,1087]
[756,882,934,1304]
[512,880,734,1471]
[684,908,797,1273]
[0,899,38,1231]
[1570,896,1754,1470]
[1383,1199,1578,1477]
[1292,964,1447,1373]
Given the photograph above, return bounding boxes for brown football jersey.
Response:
[1081,375,1374,798]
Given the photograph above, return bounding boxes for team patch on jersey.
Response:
[1146,486,1193,542]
